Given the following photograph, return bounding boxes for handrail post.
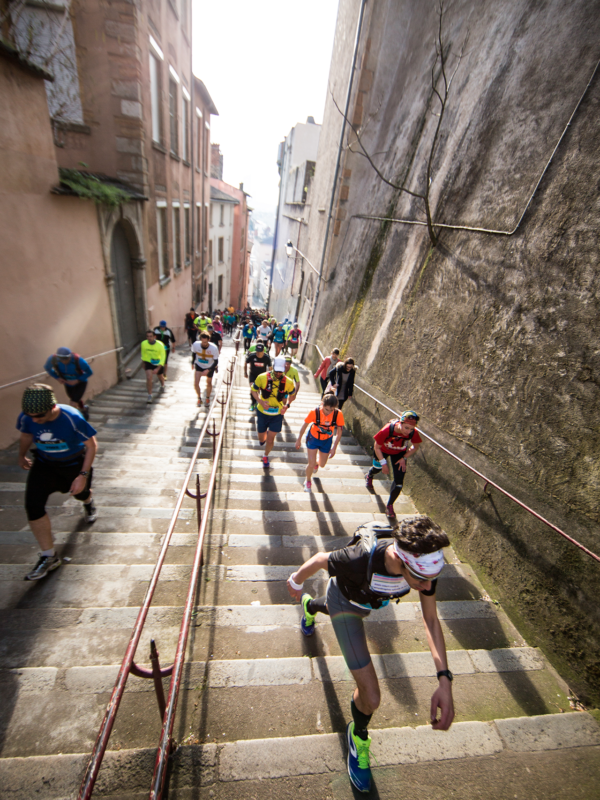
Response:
[150,639,167,721]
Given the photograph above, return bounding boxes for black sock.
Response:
[351,699,372,740]
[307,596,329,616]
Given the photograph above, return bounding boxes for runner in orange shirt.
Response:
[295,393,344,492]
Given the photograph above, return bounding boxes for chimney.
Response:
[211,143,223,180]
[239,182,244,192]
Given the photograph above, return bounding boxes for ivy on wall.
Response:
[58,169,131,207]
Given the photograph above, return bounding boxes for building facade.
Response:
[6,0,218,371]
[207,177,251,312]
[267,117,320,322]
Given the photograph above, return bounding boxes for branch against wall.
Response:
[331,0,469,246]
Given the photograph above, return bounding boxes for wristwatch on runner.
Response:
[437,669,453,682]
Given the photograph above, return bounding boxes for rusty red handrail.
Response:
[148,350,239,798]
[305,341,600,564]
[77,354,238,799]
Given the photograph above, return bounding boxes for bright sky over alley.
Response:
[192,0,339,215]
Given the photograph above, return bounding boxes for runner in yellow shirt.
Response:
[251,355,295,469]
[140,330,166,403]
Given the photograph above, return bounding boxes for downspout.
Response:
[301,0,368,358]
[266,143,285,312]
[190,50,195,307]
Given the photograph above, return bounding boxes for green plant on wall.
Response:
[59,169,131,207]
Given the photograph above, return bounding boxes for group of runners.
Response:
[244,344,451,792]
[17,313,453,795]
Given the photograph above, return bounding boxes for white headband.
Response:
[394,542,445,579]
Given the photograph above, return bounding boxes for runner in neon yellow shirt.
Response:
[283,355,300,409]
[141,330,166,403]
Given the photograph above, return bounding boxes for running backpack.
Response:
[52,354,84,376]
[347,521,407,602]
[260,372,288,402]
[314,407,339,438]
[384,419,415,448]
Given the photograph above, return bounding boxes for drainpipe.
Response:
[266,141,285,313]
[301,0,368,359]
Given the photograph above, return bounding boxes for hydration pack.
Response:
[385,419,415,448]
[260,371,288,402]
[347,521,407,602]
[314,407,339,438]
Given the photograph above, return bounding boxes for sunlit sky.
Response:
[192,0,339,217]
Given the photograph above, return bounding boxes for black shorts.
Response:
[25,454,93,521]
[143,361,165,374]
[195,363,217,377]
[65,382,88,402]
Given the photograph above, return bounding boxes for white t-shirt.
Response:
[191,341,219,369]
[257,325,272,340]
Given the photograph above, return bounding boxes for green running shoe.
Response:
[346,721,372,793]
[301,593,316,636]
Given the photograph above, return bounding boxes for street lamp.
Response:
[285,241,321,278]
[286,240,294,258]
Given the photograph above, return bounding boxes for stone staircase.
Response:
[0,341,599,799]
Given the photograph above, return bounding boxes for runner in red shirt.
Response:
[365,410,422,520]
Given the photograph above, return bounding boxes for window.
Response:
[172,204,181,271]
[204,205,208,249]
[156,205,169,280]
[150,54,162,143]
[196,109,203,166]
[219,204,224,226]
[182,96,189,161]
[218,237,224,262]
[169,79,178,155]
[181,0,188,30]
[196,203,201,254]
[209,203,213,227]
[205,121,210,174]
[208,239,213,265]
[241,227,245,250]
[184,205,191,264]
[217,274,223,301]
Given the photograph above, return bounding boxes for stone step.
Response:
[1,712,598,799]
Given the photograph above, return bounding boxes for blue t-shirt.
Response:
[243,325,255,339]
[44,355,93,383]
[273,329,285,343]
[17,404,97,462]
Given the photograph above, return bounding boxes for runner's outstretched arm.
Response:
[295,421,309,449]
[420,592,455,731]
[286,552,329,601]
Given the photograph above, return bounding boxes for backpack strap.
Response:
[72,354,83,375]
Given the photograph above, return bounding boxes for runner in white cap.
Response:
[286,515,454,793]
[250,355,295,469]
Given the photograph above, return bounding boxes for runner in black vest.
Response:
[244,341,272,411]
[286,515,454,793]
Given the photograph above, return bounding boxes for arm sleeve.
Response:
[79,358,93,379]
[44,356,60,380]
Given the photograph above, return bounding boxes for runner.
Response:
[194,311,211,333]
[17,384,98,580]
[242,319,256,352]
[206,324,223,354]
[251,355,295,469]
[141,329,166,403]
[153,320,176,379]
[272,323,286,357]
[287,515,454,792]
[286,322,302,359]
[365,410,422,520]
[294,393,344,491]
[212,315,223,334]
[314,348,340,395]
[328,357,355,410]
[256,319,272,350]
[184,308,198,346]
[44,347,93,421]
[283,355,300,409]
[191,331,219,406]
[244,341,272,411]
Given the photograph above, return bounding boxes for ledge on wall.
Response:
[52,169,148,206]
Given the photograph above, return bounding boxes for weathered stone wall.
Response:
[308,0,600,704]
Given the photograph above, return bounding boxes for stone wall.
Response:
[308,0,600,704]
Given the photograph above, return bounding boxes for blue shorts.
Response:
[256,411,283,433]
[306,432,332,453]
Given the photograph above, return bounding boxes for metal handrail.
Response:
[306,340,600,564]
[149,349,239,799]
[77,355,236,799]
[0,346,124,391]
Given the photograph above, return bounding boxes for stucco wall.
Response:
[0,57,117,449]
[308,0,600,703]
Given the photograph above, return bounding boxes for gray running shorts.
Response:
[326,577,372,671]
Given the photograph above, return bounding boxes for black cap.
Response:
[255,341,265,350]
